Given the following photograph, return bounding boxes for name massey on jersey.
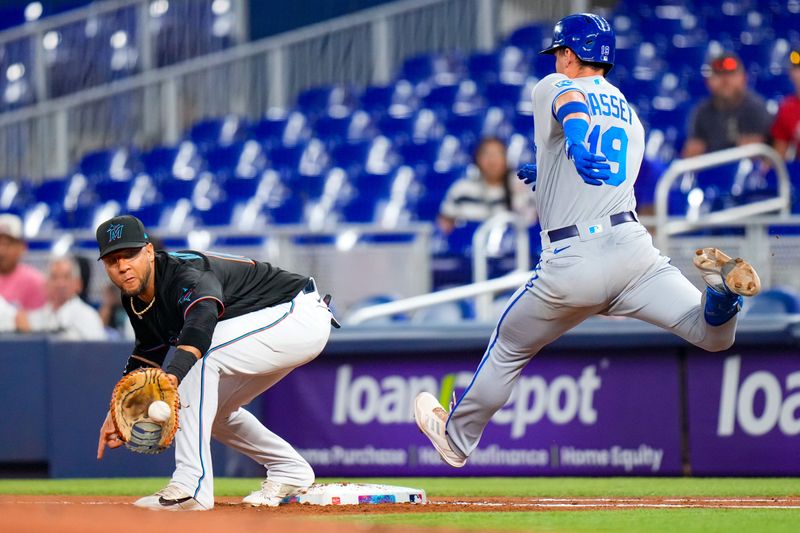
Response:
[585,91,634,125]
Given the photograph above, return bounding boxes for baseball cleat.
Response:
[133,484,207,511]
[242,479,309,507]
[413,392,467,468]
[693,248,761,297]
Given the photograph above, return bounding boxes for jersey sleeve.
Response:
[534,74,588,121]
[532,74,587,145]
[770,100,792,141]
[172,269,225,355]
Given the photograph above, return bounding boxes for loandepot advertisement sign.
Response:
[260,351,683,476]
[687,351,800,475]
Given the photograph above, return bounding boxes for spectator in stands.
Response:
[0,213,46,311]
[771,48,800,161]
[12,256,105,340]
[682,52,773,158]
[437,137,536,234]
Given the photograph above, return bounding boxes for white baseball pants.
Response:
[170,281,332,509]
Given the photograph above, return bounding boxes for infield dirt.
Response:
[2,495,800,533]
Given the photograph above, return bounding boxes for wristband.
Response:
[166,348,199,384]
[556,100,590,124]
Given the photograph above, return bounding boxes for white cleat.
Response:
[133,484,207,511]
[413,392,466,468]
[242,479,309,507]
[693,248,761,297]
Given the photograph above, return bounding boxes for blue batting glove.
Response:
[516,163,537,191]
[567,141,611,186]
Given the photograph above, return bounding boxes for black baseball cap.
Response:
[96,215,150,260]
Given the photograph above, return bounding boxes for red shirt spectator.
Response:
[771,49,800,161]
[0,214,46,310]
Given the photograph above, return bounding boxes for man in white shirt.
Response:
[13,256,106,340]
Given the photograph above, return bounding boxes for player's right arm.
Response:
[552,87,612,186]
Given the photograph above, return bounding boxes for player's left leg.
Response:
[202,283,331,506]
[415,240,607,467]
[609,247,760,351]
[212,374,316,506]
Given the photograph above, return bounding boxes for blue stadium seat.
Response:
[263,193,304,225]
[422,83,461,113]
[188,116,246,152]
[296,85,358,117]
[314,110,373,147]
[224,174,266,201]
[744,289,800,315]
[484,81,525,111]
[512,111,534,139]
[467,46,528,85]
[205,141,266,181]
[330,140,372,174]
[377,108,444,145]
[250,110,310,149]
[339,193,383,223]
[194,200,236,227]
[266,143,307,173]
[408,166,466,221]
[57,204,97,229]
[360,80,417,117]
[504,23,548,53]
[77,147,138,182]
[158,176,198,201]
[431,221,482,288]
[141,142,203,181]
[399,137,466,173]
[94,177,136,204]
[755,74,796,101]
[129,202,167,228]
[0,178,33,215]
[771,11,800,42]
[399,53,463,85]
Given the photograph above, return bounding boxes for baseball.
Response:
[148,401,171,423]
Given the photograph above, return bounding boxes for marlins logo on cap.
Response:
[107,223,124,241]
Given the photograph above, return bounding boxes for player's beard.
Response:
[121,260,152,298]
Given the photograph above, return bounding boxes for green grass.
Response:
[346,510,800,533]
[0,477,798,497]
[2,478,798,533]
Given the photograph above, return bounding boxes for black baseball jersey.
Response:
[124,250,308,365]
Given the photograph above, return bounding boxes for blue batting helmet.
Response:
[540,13,615,70]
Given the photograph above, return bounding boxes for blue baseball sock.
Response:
[704,286,743,326]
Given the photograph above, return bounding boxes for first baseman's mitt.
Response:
[109,368,180,454]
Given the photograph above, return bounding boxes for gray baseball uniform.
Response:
[445,73,739,458]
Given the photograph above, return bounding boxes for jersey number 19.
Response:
[587,125,628,187]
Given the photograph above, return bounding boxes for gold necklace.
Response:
[131,296,155,319]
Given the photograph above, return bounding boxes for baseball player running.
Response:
[96,215,336,510]
[414,13,761,468]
